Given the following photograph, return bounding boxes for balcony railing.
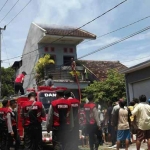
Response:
[44,65,87,81]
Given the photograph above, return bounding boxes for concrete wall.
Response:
[39,44,77,66]
[19,23,44,90]
[125,66,150,102]
[18,23,78,91]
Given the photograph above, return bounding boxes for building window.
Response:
[45,47,48,52]
[64,48,68,53]
[51,47,55,52]
[70,48,73,53]
[63,56,74,66]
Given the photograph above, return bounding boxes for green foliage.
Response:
[83,69,126,103]
[34,54,55,80]
[1,67,15,97]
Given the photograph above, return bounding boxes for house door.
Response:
[63,56,74,66]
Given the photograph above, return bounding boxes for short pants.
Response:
[117,129,131,141]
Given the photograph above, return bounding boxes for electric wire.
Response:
[0,0,20,23]
[2,0,127,61]
[6,0,32,26]
[77,25,150,60]
[0,0,9,13]
[81,15,150,44]
[1,33,11,66]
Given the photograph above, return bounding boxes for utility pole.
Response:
[0,26,6,99]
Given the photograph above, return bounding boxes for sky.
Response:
[1,0,150,68]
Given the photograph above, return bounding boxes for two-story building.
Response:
[12,23,127,99]
[12,23,97,98]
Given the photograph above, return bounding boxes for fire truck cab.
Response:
[16,86,68,144]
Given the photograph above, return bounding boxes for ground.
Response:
[10,143,148,150]
[79,143,147,150]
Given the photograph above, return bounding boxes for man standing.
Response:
[0,99,10,150]
[45,74,54,87]
[64,90,80,150]
[84,94,101,150]
[132,95,150,150]
[14,71,27,95]
[21,92,45,150]
[114,100,131,150]
[7,99,20,150]
[46,90,72,150]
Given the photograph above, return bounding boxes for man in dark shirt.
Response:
[45,74,54,87]
[106,101,113,142]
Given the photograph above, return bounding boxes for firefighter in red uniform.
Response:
[84,94,101,150]
[46,90,72,150]
[7,99,20,150]
[0,99,11,150]
[21,92,46,150]
[14,71,27,95]
[64,90,80,150]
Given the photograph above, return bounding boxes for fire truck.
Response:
[15,86,68,144]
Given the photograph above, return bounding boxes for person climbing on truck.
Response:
[14,71,27,95]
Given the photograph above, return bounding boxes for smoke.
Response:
[34,0,117,34]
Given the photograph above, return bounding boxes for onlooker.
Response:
[45,74,54,87]
[14,71,27,95]
[148,99,150,105]
[133,98,139,108]
[110,100,120,148]
[106,101,113,142]
[101,109,107,144]
[79,103,88,148]
[128,101,135,143]
[132,95,150,150]
[114,100,131,150]
[84,94,101,150]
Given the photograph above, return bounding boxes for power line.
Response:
[7,0,32,26]
[81,15,150,44]
[0,0,20,24]
[1,33,11,66]
[0,0,9,13]
[122,54,150,63]
[2,0,127,61]
[77,25,150,60]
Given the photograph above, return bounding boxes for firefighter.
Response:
[21,92,46,150]
[71,58,76,71]
[0,99,11,150]
[7,99,20,150]
[14,71,27,95]
[46,90,72,150]
[84,94,101,150]
[64,90,80,150]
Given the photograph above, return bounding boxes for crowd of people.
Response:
[78,95,150,150]
[1,70,150,150]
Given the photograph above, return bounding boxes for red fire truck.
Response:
[16,86,68,144]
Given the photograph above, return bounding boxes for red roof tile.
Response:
[80,60,127,81]
[37,24,96,39]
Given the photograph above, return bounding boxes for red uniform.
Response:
[67,98,80,150]
[79,108,86,126]
[21,101,43,126]
[51,98,71,127]
[84,102,96,125]
[0,107,11,127]
[15,74,25,83]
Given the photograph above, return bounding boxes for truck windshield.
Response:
[39,92,57,113]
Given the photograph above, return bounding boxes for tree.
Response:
[83,69,126,103]
[34,54,55,81]
[1,67,15,97]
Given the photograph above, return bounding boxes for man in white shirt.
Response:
[132,95,150,150]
